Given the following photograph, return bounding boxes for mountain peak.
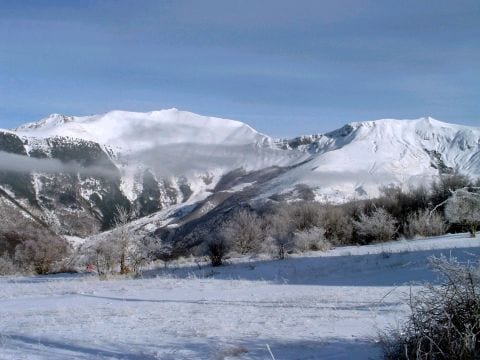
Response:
[15,113,75,131]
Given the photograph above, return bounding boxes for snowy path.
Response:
[1,234,479,359]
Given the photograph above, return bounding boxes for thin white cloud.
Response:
[0,151,117,177]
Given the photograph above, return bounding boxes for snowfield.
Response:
[1,234,480,360]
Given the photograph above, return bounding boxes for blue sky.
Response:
[0,0,478,137]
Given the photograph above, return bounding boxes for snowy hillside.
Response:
[266,117,480,202]
[1,233,479,359]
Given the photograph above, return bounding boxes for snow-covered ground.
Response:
[1,234,479,360]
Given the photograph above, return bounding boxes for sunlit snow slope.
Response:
[267,117,480,201]
[15,109,272,150]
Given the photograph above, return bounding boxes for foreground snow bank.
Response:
[1,233,479,360]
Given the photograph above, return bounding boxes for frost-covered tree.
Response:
[87,237,120,276]
[445,188,480,237]
[84,206,150,276]
[293,226,330,252]
[405,209,446,238]
[354,207,397,243]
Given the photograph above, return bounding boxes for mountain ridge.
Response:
[0,109,478,239]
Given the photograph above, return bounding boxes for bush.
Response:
[83,206,147,277]
[220,209,265,255]
[293,227,331,252]
[382,256,480,360]
[85,237,121,276]
[15,233,72,275]
[405,210,447,238]
[319,205,355,245]
[0,252,17,275]
[0,229,27,256]
[285,201,323,231]
[265,210,295,259]
[206,237,229,267]
[128,236,167,274]
[354,207,397,244]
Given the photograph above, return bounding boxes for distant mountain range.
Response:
[0,109,478,239]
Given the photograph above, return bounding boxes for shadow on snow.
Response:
[143,244,480,287]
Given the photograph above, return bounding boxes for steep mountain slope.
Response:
[0,110,478,240]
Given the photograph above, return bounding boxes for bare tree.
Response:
[128,236,168,274]
[82,206,146,277]
[444,188,480,237]
[112,205,136,274]
[87,237,120,277]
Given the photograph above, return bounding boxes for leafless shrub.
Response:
[0,252,17,275]
[282,201,323,232]
[354,207,397,244]
[112,205,137,274]
[264,209,295,259]
[15,233,72,275]
[382,256,480,360]
[293,226,331,252]
[405,210,447,238]
[85,237,120,277]
[84,205,147,277]
[319,205,355,245]
[220,209,265,255]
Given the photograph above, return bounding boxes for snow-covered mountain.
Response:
[15,109,273,149]
[267,117,480,201]
[0,109,479,238]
